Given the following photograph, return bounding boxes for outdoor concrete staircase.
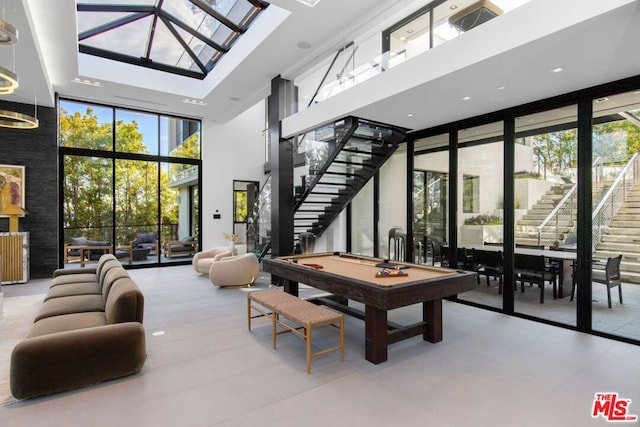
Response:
[515,183,575,246]
[594,183,640,284]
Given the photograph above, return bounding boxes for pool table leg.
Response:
[423,299,443,343]
[365,305,388,364]
[283,279,299,297]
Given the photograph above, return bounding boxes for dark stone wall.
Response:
[0,99,58,280]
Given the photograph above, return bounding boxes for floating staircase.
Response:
[246,116,407,258]
[293,117,406,242]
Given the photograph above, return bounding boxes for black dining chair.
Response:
[514,253,557,303]
[571,255,623,308]
[472,248,503,289]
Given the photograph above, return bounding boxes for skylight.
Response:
[77,0,269,80]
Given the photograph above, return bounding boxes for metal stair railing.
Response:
[536,157,604,247]
[536,185,577,247]
[592,153,640,250]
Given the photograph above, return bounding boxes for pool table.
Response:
[262,252,476,364]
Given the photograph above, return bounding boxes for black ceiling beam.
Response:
[187,0,244,34]
[78,12,151,41]
[246,0,269,8]
[78,44,206,80]
[159,10,228,53]
[77,4,156,13]
[158,15,207,75]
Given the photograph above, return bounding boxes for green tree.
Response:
[60,107,182,244]
[532,129,577,179]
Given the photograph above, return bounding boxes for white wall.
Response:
[201,100,267,251]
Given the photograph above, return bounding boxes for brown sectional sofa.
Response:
[10,254,146,399]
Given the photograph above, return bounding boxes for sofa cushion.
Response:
[35,294,106,322]
[11,322,146,399]
[70,236,88,246]
[86,240,110,247]
[135,233,156,244]
[105,278,144,324]
[44,281,102,301]
[98,259,125,285]
[50,272,99,288]
[181,236,195,242]
[26,312,107,339]
[101,267,130,300]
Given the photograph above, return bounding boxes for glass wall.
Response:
[513,105,578,324]
[456,122,504,309]
[413,134,449,265]
[591,89,640,341]
[350,179,375,257]
[59,99,201,268]
[379,150,407,260]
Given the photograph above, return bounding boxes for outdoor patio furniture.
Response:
[163,236,196,258]
[571,255,623,308]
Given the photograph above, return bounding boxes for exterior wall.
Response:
[200,100,267,251]
[0,100,58,279]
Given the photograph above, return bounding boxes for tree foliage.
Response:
[532,118,640,178]
[61,107,188,243]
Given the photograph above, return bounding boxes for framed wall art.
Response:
[0,164,25,215]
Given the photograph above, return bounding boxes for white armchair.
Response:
[192,247,234,275]
[209,253,260,287]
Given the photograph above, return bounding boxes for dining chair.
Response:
[472,249,503,289]
[571,255,623,308]
[514,253,557,303]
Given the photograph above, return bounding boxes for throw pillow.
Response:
[70,236,88,247]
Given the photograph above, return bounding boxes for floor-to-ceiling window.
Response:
[590,90,640,341]
[59,99,201,268]
[379,149,407,260]
[395,77,640,347]
[456,121,504,309]
[513,105,578,325]
[413,133,449,265]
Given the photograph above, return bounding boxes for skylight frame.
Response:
[77,0,269,80]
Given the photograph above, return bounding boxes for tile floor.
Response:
[1,265,639,427]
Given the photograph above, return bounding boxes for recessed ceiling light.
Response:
[297,41,312,49]
[229,97,240,102]
[407,113,414,117]
[595,97,609,103]
[551,67,563,73]
[462,96,471,101]
[72,77,103,87]
[296,0,321,7]
[497,86,506,90]
[406,29,414,34]
[450,5,458,10]
[182,98,207,106]
[152,331,165,337]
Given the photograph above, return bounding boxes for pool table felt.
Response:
[280,254,455,287]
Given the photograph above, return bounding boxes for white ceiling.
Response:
[3,0,406,121]
[2,0,640,133]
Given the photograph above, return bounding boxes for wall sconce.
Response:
[0,203,27,232]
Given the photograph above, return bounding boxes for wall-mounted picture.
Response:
[0,164,25,215]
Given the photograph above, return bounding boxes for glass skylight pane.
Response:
[83,15,153,58]
[163,0,211,33]
[211,25,234,47]
[227,1,254,26]
[76,0,266,78]
[77,12,130,34]
[150,20,191,70]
